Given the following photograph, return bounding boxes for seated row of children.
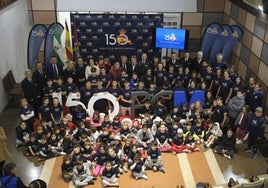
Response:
[16,97,228,187]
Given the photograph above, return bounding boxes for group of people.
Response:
[15,50,267,187]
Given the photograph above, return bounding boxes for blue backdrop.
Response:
[70,13,163,61]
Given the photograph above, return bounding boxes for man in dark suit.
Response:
[192,51,205,74]
[180,51,193,72]
[22,69,38,116]
[139,53,154,77]
[32,62,46,106]
[75,57,86,88]
[130,56,142,78]
[166,52,180,71]
[45,56,63,81]
[120,55,132,78]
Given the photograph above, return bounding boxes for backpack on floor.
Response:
[0,175,18,188]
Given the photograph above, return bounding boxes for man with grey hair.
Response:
[192,50,205,73]
[21,69,36,104]
[212,53,227,70]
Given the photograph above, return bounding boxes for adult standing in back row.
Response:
[45,56,63,81]
[244,107,266,159]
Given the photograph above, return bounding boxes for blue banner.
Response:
[44,22,64,66]
[27,24,47,69]
[70,13,163,61]
[221,25,243,62]
[200,23,222,60]
[208,24,232,64]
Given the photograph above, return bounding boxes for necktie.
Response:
[53,65,58,77]
[39,70,43,75]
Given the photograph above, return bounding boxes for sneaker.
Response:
[223,154,231,160]
[159,167,165,173]
[251,153,257,159]
[141,174,148,180]
[37,157,45,162]
[123,165,128,173]
[119,167,124,174]
[243,148,251,153]
[60,152,66,156]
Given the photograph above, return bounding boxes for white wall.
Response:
[56,0,197,12]
[0,0,32,112]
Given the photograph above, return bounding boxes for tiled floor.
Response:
[0,105,267,186]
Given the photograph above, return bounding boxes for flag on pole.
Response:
[65,20,73,61]
[53,24,65,67]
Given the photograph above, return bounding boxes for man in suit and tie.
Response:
[166,52,180,71]
[139,53,153,77]
[192,51,205,74]
[45,56,63,81]
[22,69,37,116]
[130,56,142,78]
[33,62,46,106]
[180,51,193,72]
[75,57,87,88]
[120,55,131,78]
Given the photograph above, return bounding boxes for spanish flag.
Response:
[65,20,73,61]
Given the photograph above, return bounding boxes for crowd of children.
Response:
[16,51,267,187]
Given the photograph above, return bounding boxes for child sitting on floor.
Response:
[61,155,74,182]
[73,160,94,186]
[102,161,119,187]
[145,141,165,173]
[130,154,147,180]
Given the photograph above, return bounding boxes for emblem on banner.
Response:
[86,29,92,33]
[91,22,97,26]
[120,15,126,19]
[87,42,92,46]
[97,15,103,18]
[98,28,103,33]
[132,15,138,19]
[149,22,155,26]
[138,22,143,26]
[81,48,88,52]
[81,35,87,39]
[114,21,120,26]
[131,29,137,33]
[103,22,109,26]
[86,15,91,19]
[109,15,115,19]
[142,29,149,33]
[93,48,98,52]
[117,29,132,45]
[74,15,80,18]
[92,35,98,39]
[80,22,86,26]
[232,30,239,38]
[137,36,143,40]
[126,22,132,26]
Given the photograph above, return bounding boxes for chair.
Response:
[7,70,22,88]
[2,73,23,105]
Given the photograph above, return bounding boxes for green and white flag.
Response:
[53,24,65,67]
